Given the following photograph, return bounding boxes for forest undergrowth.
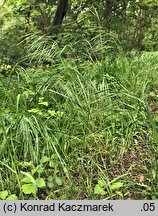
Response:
[0,47,158,200]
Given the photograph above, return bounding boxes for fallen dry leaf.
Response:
[138,175,145,183]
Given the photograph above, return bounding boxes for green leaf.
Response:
[23,161,33,167]
[38,101,48,106]
[94,184,105,195]
[116,191,124,198]
[40,156,50,163]
[47,176,54,188]
[154,115,158,122]
[110,182,123,191]
[48,176,54,182]
[51,154,58,159]
[47,182,54,188]
[56,111,64,118]
[98,180,105,187]
[39,97,44,102]
[20,171,36,185]
[19,161,33,167]
[31,165,44,175]
[21,184,36,195]
[48,110,56,116]
[36,178,46,188]
[21,177,32,184]
[6,194,18,200]
[0,190,8,200]
[28,108,40,113]
[55,177,63,186]
[49,159,57,168]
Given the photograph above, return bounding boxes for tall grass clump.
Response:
[0,32,158,199]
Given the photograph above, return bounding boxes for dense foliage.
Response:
[0,0,158,200]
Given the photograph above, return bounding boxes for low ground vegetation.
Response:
[0,50,158,199]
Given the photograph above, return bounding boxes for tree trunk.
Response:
[53,0,69,26]
[104,0,112,31]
